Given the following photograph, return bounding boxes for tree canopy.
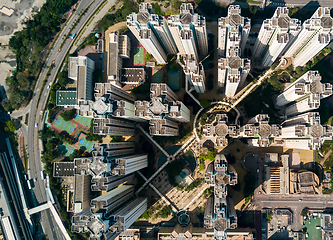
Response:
[61,109,76,121]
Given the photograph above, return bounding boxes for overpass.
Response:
[28,201,71,240]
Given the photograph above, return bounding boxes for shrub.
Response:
[200,99,211,108]
[61,109,76,121]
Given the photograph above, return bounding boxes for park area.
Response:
[53,116,77,135]
[133,46,145,66]
[51,111,94,156]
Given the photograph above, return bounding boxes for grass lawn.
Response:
[53,116,77,135]
[303,216,321,240]
[152,69,163,83]
[133,47,144,65]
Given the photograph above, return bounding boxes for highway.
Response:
[253,193,333,231]
[24,0,105,239]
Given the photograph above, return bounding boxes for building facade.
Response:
[276,71,332,116]
[183,54,206,93]
[127,3,177,64]
[168,3,208,61]
[252,7,301,67]
[283,7,333,67]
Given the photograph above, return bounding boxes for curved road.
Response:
[25,0,105,239]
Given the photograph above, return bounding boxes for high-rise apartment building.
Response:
[282,112,320,127]
[218,5,251,58]
[202,114,240,147]
[284,7,333,67]
[204,154,237,239]
[91,175,134,191]
[65,56,95,105]
[93,118,136,136]
[183,54,206,93]
[127,3,177,64]
[149,118,179,136]
[218,6,251,97]
[111,154,148,176]
[167,101,191,123]
[109,198,148,233]
[150,83,178,102]
[240,114,282,147]
[168,3,208,61]
[253,7,301,67]
[279,119,333,150]
[218,47,250,96]
[91,185,134,214]
[276,71,332,116]
[72,196,147,240]
[92,142,135,158]
[72,174,92,214]
[95,83,135,103]
[133,83,189,136]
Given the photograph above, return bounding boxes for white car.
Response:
[35,123,38,127]
[47,85,50,89]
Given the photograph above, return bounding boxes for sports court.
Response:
[53,116,77,135]
[75,133,94,151]
[57,143,78,156]
[133,46,145,66]
[72,113,92,129]
[152,68,163,83]
[167,70,180,90]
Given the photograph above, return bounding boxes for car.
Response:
[71,33,76,39]
[35,123,38,127]
[299,199,303,201]
[47,85,50,89]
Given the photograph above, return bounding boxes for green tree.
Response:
[45,138,60,150]
[200,99,211,108]
[69,149,84,161]
[61,109,76,121]
[4,120,17,132]
[57,70,70,88]
[301,209,308,217]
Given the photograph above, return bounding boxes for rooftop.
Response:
[53,162,74,177]
[56,91,77,106]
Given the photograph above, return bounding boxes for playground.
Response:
[57,143,78,156]
[74,133,95,151]
[152,68,163,83]
[53,116,77,135]
[133,46,145,66]
[72,113,92,129]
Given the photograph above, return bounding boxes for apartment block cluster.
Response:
[127,3,208,93]
[204,154,238,239]
[254,7,333,67]
[218,5,251,97]
[107,32,146,87]
[56,53,190,137]
[202,110,333,150]
[53,142,148,240]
